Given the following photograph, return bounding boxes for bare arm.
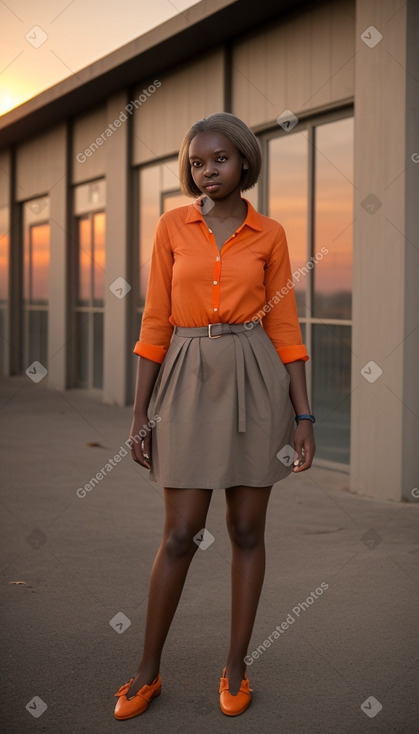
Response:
[133,356,161,415]
[284,360,316,472]
[129,356,161,468]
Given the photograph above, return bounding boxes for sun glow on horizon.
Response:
[0,92,16,116]
[0,82,36,117]
[0,0,203,118]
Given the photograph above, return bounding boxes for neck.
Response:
[204,193,247,220]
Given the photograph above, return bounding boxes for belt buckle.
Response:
[208,323,222,339]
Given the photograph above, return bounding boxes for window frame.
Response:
[73,209,106,391]
[258,105,354,471]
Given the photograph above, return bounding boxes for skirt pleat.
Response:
[146,323,296,489]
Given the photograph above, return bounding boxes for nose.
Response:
[203,162,218,177]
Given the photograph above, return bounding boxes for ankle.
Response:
[136,661,160,678]
[225,658,246,676]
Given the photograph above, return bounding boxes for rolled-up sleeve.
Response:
[133,215,174,363]
[262,225,309,364]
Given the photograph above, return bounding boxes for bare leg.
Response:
[223,485,272,695]
[126,487,212,699]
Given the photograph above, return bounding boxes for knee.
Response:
[164,526,199,559]
[227,520,262,551]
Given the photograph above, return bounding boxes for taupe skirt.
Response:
[146,321,295,489]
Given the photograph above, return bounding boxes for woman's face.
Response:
[189,130,248,201]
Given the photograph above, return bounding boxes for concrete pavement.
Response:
[1,375,418,733]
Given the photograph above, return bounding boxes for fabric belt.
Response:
[173,321,261,433]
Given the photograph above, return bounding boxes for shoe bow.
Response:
[114,678,134,697]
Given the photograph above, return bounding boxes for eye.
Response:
[216,155,227,162]
[191,160,202,168]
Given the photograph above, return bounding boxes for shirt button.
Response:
[213,280,218,285]
[208,228,213,234]
[213,307,218,312]
[216,256,220,262]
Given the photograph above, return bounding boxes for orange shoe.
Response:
[219,667,252,716]
[114,674,161,720]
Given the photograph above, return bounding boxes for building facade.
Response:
[0,0,418,501]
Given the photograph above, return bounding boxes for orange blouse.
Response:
[134,198,309,365]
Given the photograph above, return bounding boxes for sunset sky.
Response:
[0,0,201,116]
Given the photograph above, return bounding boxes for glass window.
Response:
[24,224,50,304]
[76,312,90,386]
[22,198,50,369]
[78,218,91,305]
[93,212,105,304]
[0,206,10,371]
[313,118,354,319]
[28,224,50,303]
[0,207,10,305]
[74,182,106,390]
[268,132,308,316]
[266,114,353,467]
[93,312,104,389]
[74,179,106,215]
[312,325,351,464]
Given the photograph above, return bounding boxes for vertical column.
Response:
[401,0,419,499]
[48,124,68,390]
[351,0,419,501]
[103,92,130,406]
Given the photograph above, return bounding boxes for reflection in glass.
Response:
[30,225,50,302]
[312,324,351,464]
[1,207,10,378]
[75,210,106,388]
[314,118,353,319]
[0,207,9,303]
[78,218,91,305]
[22,208,50,369]
[93,212,106,303]
[78,213,106,306]
[268,133,308,316]
[24,224,50,303]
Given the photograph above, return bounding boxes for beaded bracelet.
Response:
[295,414,316,424]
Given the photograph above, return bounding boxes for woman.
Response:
[114,112,316,720]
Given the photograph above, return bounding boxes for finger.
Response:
[131,448,151,469]
[292,439,303,471]
[141,436,152,469]
[293,445,313,472]
[129,437,151,468]
[136,436,152,468]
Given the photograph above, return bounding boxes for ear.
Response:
[242,158,249,170]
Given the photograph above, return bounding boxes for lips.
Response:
[204,182,221,191]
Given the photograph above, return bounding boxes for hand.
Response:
[129,415,152,469]
[292,420,315,472]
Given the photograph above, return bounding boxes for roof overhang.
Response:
[0,0,312,149]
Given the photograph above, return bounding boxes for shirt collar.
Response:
[184,196,263,232]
